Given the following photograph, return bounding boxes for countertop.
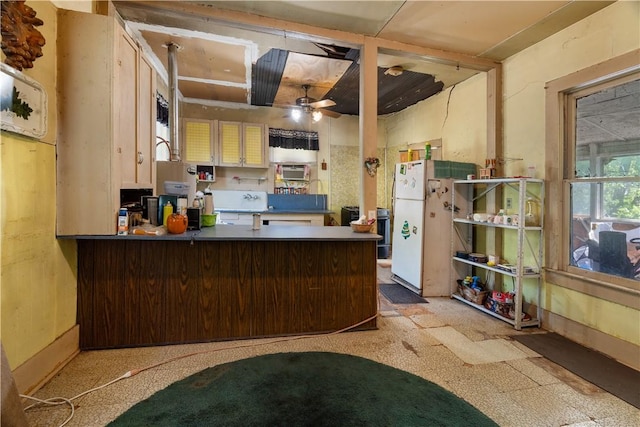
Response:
[219,209,333,215]
[66,224,380,242]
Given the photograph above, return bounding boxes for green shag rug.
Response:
[109,352,497,426]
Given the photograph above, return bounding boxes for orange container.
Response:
[166,213,188,234]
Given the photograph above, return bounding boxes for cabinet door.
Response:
[218,121,242,166]
[137,54,156,187]
[115,28,139,187]
[218,212,254,225]
[218,121,267,168]
[242,123,267,167]
[183,119,216,164]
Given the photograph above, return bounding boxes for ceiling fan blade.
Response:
[319,109,341,118]
[309,99,336,109]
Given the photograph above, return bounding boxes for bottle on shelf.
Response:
[525,197,540,226]
[425,143,431,160]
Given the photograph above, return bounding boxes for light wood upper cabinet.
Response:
[136,54,156,187]
[218,121,268,168]
[183,118,217,164]
[117,26,156,188]
[116,31,138,186]
[57,10,156,235]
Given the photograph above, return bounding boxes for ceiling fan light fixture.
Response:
[312,110,323,122]
[291,108,302,122]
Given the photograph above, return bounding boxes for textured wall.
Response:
[502,1,640,347]
[1,1,77,368]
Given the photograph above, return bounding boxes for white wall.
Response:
[384,72,487,166]
[502,1,640,178]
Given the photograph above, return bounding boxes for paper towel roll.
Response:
[177,197,188,215]
[204,194,214,215]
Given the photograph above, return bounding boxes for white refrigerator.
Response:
[391,160,466,296]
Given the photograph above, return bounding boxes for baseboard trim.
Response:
[13,325,80,395]
[541,310,639,371]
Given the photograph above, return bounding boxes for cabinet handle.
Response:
[137,151,144,164]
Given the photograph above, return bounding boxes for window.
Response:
[156,121,170,161]
[545,50,640,302]
[568,79,640,281]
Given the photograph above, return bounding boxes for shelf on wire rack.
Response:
[451,293,540,328]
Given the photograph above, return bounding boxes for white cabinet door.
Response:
[218,212,254,225]
[262,214,325,226]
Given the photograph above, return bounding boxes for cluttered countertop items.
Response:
[113,188,334,237]
[72,224,380,242]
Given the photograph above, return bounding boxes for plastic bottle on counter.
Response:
[177,197,188,215]
[163,201,173,226]
[117,208,129,235]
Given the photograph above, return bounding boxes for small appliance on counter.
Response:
[186,207,202,230]
[120,188,152,230]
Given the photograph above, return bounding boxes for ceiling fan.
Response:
[280,84,341,122]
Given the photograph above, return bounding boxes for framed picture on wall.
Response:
[0,63,47,139]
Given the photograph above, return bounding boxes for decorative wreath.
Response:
[364,157,381,177]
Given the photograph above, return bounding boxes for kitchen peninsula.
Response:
[74,225,379,349]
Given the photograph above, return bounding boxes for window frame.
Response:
[545,49,640,309]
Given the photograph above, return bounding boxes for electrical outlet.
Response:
[368,210,376,219]
[506,198,512,209]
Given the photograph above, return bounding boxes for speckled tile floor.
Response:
[23,264,640,427]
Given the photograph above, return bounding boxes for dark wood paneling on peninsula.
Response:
[77,238,377,349]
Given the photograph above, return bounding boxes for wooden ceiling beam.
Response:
[114,1,499,73]
[113,1,364,47]
[373,38,499,73]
